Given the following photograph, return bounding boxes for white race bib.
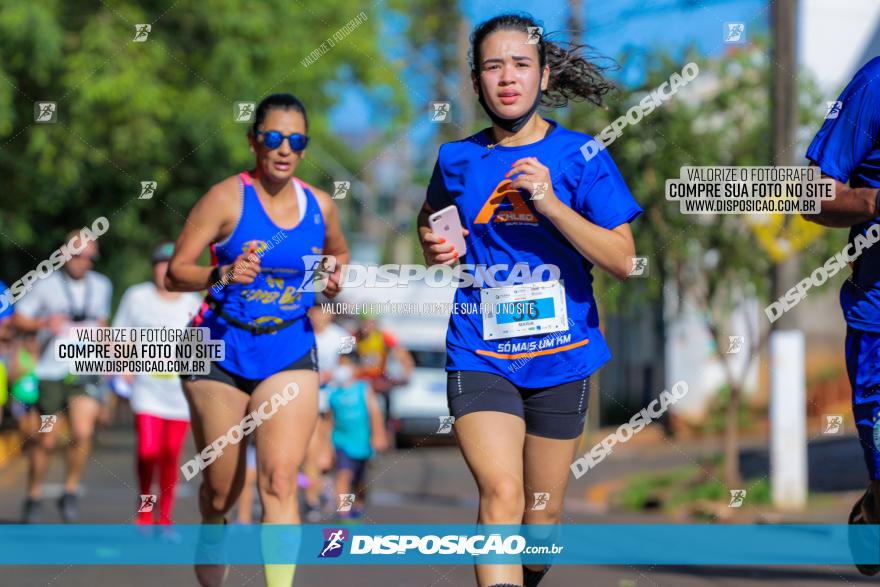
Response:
[480,280,568,341]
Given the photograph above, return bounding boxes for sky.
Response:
[464,0,769,74]
[329,0,770,136]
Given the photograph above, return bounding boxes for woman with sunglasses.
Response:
[418,13,640,587]
[166,93,348,587]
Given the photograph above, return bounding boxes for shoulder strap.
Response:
[59,272,92,321]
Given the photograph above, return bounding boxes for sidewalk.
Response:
[574,425,867,523]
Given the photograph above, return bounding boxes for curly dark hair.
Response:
[469,12,615,108]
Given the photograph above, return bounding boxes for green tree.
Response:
[0,0,405,299]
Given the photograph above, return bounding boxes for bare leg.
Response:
[521,434,581,576]
[251,369,319,587]
[237,464,257,524]
[303,415,331,510]
[182,377,250,587]
[454,411,525,587]
[27,412,56,500]
[64,395,100,494]
[335,468,353,516]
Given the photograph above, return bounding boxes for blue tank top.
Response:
[194,171,325,379]
[426,120,642,387]
[328,380,372,460]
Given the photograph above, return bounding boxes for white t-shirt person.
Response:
[112,282,202,421]
[15,270,112,381]
[315,321,352,413]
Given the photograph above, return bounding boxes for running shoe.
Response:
[848,488,880,576]
[21,498,42,524]
[57,492,79,523]
[522,564,551,587]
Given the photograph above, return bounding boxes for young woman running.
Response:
[166,93,348,587]
[418,13,640,587]
[113,243,202,525]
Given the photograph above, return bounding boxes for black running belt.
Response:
[204,295,302,335]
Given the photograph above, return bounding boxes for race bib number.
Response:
[480,280,568,341]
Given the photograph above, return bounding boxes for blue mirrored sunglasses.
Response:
[254,130,309,152]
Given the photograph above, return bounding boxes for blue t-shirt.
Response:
[328,380,372,460]
[427,119,642,387]
[806,57,880,331]
[0,281,12,321]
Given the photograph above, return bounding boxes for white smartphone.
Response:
[428,205,467,258]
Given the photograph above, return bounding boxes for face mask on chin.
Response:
[477,82,543,134]
[333,364,355,386]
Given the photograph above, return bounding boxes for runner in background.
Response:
[8,332,40,462]
[112,243,202,525]
[327,352,387,521]
[355,311,413,424]
[0,281,13,427]
[303,305,350,521]
[13,233,112,523]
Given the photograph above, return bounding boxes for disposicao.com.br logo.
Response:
[318,530,543,557]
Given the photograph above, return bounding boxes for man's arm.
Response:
[804,174,879,228]
[391,345,414,380]
[12,313,50,333]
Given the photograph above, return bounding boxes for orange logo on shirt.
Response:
[474,180,537,224]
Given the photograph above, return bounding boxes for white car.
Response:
[335,282,455,447]
[387,343,450,447]
[382,315,452,447]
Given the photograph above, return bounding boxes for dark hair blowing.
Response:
[469,13,615,108]
[250,93,309,135]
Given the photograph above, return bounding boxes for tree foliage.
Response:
[0,0,405,297]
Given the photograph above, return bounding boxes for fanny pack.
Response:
[205,295,303,335]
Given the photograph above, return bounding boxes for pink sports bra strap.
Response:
[240,171,309,192]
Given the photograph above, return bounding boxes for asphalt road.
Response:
[0,424,872,587]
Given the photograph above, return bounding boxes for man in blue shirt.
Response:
[805,56,880,575]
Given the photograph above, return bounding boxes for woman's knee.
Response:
[36,432,57,451]
[200,480,236,515]
[259,465,297,501]
[68,421,95,444]
[479,477,524,521]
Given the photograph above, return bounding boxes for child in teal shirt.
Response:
[327,352,387,520]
